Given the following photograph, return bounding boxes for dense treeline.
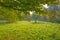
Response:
[0,0,60,22]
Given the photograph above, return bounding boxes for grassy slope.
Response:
[0,21,60,40]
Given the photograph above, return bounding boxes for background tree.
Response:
[0,0,60,22]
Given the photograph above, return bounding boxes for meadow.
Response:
[0,21,60,40]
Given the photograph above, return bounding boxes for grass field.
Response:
[0,21,60,40]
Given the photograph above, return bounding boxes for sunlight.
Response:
[29,11,35,15]
[14,0,17,1]
[43,4,49,9]
[30,11,33,15]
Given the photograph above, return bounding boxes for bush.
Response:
[0,7,19,22]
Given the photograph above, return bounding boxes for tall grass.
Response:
[0,21,60,40]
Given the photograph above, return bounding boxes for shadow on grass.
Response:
[29,20,60,24]
[0,22,11,26]
[48,20,60,24]
[50,22,60,24]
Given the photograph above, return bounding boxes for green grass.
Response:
[0,21,60,40]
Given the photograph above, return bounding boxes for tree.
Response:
[0,0,59,22]
[0,6,19,22]
[0,0,57,11]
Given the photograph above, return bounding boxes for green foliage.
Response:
[0,0,57,11]
[5,9,19,22]
[0,21,60,40]
[0,6,19,22]
[0,0,60,22]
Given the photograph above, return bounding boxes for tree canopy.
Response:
[0,0,60,22]
[0,0,58,11]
